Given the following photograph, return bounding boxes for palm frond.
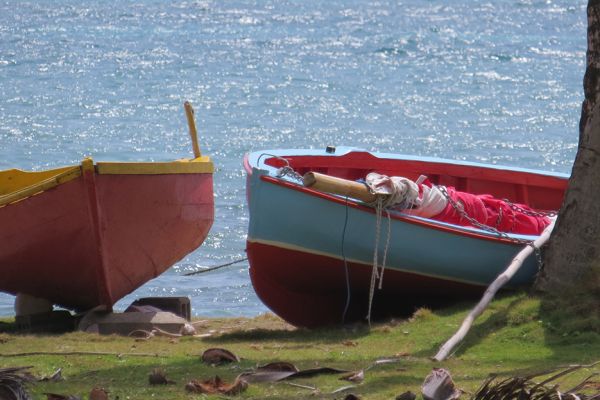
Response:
[472,363,600,400]
[0,366,35,400]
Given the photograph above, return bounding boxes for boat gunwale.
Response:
[244,148,570,182]
[96,156,214,175]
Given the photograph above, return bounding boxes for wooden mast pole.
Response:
[184,101,202,158]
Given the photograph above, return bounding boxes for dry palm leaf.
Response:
[256,362,299,373]
[201,348,240,365]
[422,368,461,400]
[472,363,600,400]
[0,366,35,400]
[44,394,81,400]
[88,387,108,400]
[148,368,175,385]
[396,390,417,400]
[340,370,365,383]
[185,375,248,395]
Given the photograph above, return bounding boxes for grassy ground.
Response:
[0,292,598,399]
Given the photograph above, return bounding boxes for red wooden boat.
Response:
[0,103,214,311]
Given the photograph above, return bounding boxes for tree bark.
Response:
[535,1,600,313]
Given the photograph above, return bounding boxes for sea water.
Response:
[0,0,585,317]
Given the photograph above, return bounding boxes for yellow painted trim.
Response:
[0,166,82,207]
[0,166,74,195]
[96,156,214,175]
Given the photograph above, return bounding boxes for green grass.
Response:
[1,292,598,399]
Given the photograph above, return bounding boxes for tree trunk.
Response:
[535,1,600,318]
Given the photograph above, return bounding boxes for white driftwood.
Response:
[433,217,557,362]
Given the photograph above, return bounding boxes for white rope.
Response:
[366,197,384,326]
[366,198,393,325]
[378,210,391,290]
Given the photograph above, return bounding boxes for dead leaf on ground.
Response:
[240,364,349,383]
[583,381,600,390]
[257,362,299,373]
[239,363,298,383]
[185,376,248,395]
[340,370,364,383]
[291,366,349,379]
[0,366,36,400]
[89,387,109,400]
[148,368,175,385]
[128,330,154,340]
[396,390,417,400]
[421,368,461,400]
[201,348,240,365]
[44,394,82,400]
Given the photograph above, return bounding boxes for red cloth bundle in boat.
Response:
[433,186,550,235]
[365,173,550,235]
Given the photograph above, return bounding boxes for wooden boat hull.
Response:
[244,148,568,328]
[0,158,214,311]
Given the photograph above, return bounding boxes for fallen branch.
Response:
[433,218,557,362]
[0,351,159,358]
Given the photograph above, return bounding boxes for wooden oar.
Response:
[303,172,377,203]
[184,101,202,158]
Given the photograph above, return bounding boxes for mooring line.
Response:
[182,257,248,276]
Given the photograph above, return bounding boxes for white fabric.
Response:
[365,172,447,218]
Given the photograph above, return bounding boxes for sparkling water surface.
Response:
[0,0,586,316]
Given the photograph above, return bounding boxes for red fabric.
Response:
[431,187,550,235]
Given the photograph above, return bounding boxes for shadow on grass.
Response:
[537,289,600,363]
[411,290,600,370]
[203,323,371,344]
[402,292,525,359]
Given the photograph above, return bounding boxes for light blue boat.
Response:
[244,147,568,327]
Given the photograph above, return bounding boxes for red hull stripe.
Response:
[247,241,486,328]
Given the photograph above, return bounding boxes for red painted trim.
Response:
[247,240,488,327]
[259,174,531,245]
